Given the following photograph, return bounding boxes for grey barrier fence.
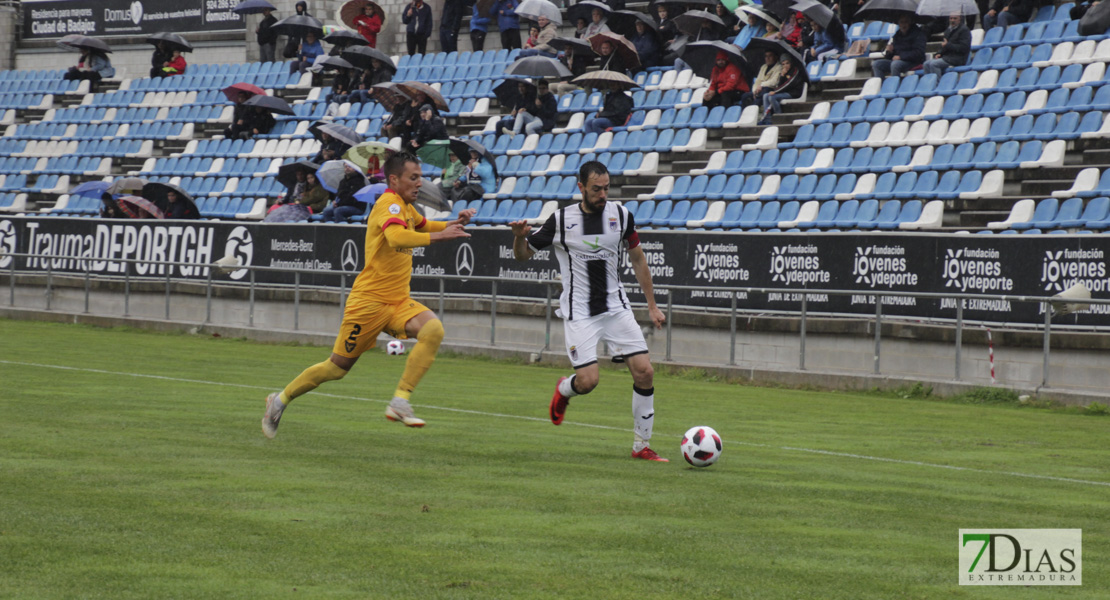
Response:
[6,251,1108,388]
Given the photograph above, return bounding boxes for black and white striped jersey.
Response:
[527,202,641,321]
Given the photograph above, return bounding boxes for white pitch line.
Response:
[4,359,1109,488]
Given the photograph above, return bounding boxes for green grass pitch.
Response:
[1,318,1106,599]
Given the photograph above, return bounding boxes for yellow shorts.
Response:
[331,297,430,358]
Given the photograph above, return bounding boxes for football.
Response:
[386,340,406,355]
[681,426,722,468]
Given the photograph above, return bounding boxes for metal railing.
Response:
[5,251,1109,388]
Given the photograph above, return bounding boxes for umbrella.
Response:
[264,203,313,223]
[354,183,389,205]
[106,177,148,196]
[572,70,638,91]
[342,46,396,71]
[504,55,573,79]
[395,81,449,111]
[855,0,928,23]
[319,122,364,147]
[56,35,111,54]
[141,181,194,211]
[324,29,368,48]
[417,180,451,212]
[588,31,641,71]
[244,94,295,116]
[310,55,356,72]
[271,14,325,38]
[607,10,659,39]
[738,5,782,29]
[338,0,386,30]
[276,160,320,190]
[232,0,277,14]
[450,137,498,181]
[791,0,836,27]
[116,195,165,220]
[681,40,747,79]
[743,37,808,82]
[567,0,612,25]
[516,0,563,25]
[369,82,412,111]
[222,82,266,102]
[548,36,594,55]
[317,160,368,193]
[493,78,535,108]
[343,141,397,173]
[70,181,111,199]
[761,0,798,19]
[146,32,193,53]
[916,0,978,16]
[416,140,452,170]
[673,10,726,39]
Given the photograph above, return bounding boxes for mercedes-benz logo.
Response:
[455,243,474,281]
[341,239,360,272]
[0,220,15,269]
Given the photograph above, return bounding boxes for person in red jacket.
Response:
[702,50,748,108]
[162,49,187,77]
[355,4,383,47]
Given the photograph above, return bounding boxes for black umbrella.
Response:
[324,29,368,48]
[141,182,196,214]
[342,46,397,71]
[567,0,612,25]
[762,0,799,19]
[277,160,320,189]
[856,0,930,23]
[681,40,747,79]
[417,180,452,212]
[232,0,277,14]
[504,55,573,79]
[147,32,193,53]
[672,10,726,39]
[743,37,808,83]
[272,14,325,38]
[244,94,295,115]
[57,35,112,54]
[791,0,836,27]
[607,10,659,39]
[264,203,313,222]
[311,55,356,71]
[318,122,363,147]
[493,79,535,108]
[548,36,594,55]
[450,137,498,182]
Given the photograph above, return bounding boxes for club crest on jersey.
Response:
[389,204,401,215]
[608,217,618,231]
[569,345,578,360]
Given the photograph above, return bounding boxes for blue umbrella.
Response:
[70,181,111,199]
[354,183,388,205]
[232,0,276,14]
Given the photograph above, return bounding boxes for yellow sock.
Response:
[281,359,348,404]
[395,319,444,399]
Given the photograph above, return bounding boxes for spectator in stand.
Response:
[410,104,448,151]
[871,14,926,77]
[299,172,331,214]
[224,92,251,139]
[597,40,628,75]
[1071,0,1101,20]
[441,152,464,197]
[257,7,278,62]
[285,1,311,57]
[347,60,393,104]
[470,2,491,51]
[285,168,309,200]
[150,41,172,78]
[326,67,354,108]
[355,4,383,47]
[584,87,633,134]
[734,9,768,49]
[983,0,1032,29]
[321,162,369,221]
[451,150,496,201]
[508,79,557,136]
[741,49,782,108]
[245,105,276,138]
[402,0,433,56]
[164,189,199,220]
[312,132,348,164]
[923,13,971,75]
[440,0,464,52]
[575,17,590,38]
[524,24,541,50]
[493,0,522,51]
[583,7,611,38]
[766,12,802,47]
[655,4,677,45]
[715,2,740,39]
[289,31,323,75]
[99,194,125,219]
[759,53,804,125]
[63,48,114,92]
[703,50,748,108]
[520,15,559,58]
[393,92,431,146]
[161,49,187,77]
[804,16,845,63]
[498,81,537,135]
[631,20,661,69]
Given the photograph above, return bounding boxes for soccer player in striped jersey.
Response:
[509,161,669,462]
[262,152,476,438]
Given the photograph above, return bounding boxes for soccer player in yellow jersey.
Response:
[262,152,476,438]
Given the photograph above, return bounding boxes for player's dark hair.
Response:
[578,160,608,185]
[384,151,420,181]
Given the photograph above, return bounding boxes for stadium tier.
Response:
[3,4,1110,233]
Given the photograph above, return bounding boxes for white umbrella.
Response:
[516,0,562,25]
[916,0,978,16]
[317,159,367,193]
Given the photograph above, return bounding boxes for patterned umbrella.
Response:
[588,31,641,71]
[264,203,313,222]
[343,141,398,173]
[516,0,563,25]
[222,82,266,102]
[394,81,449,111]
[116,195,165,219]
[368,82,412,111]
[338,0,386,29]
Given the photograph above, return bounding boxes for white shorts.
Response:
[564,309,649,368]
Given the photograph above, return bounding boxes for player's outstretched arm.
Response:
[449,207,478,226]
[628,245,666,329]
[509,220,534,261]
[428,223,471,243]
